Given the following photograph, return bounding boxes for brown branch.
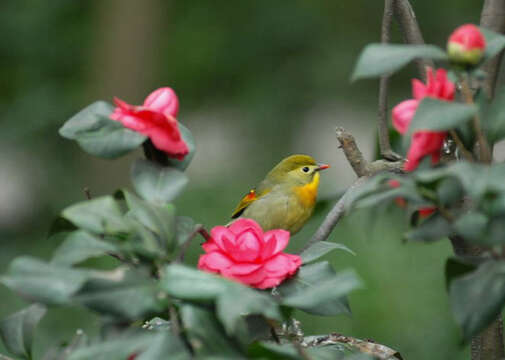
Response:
[393,0,433,80]
[378,0,400,161]
[480,0,505,98]
[302,128,403,251]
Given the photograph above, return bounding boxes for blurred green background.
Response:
[0,1,491,359]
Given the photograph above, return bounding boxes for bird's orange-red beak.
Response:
[317,164,330,171]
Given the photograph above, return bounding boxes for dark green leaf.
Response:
[282,269,362,313]
[300,241,355,264]
[352,44,447,81]
[137,332,190,360]
[436,177,463,207]
[481,27,505,63]
[248,342,299,359]
[161,264,231,301]
[51,230,118,266]
[445,257,477,291]
[59,101,146,159]
[67,332,156,360]
[216,286,281,335]
[408,98,477,135]
[1,257,90,305]
[48,216,77,237]
[0,304,46,359]
[179,304,245,358]
[166,123,196,171]
[131,159,188,204]
[124,191,176,253]
[75,267,164,320]
[453,212,488,244]
[405,214,452,242]
[62,196,131,235]
[450,261,505,341]
[483,85,505,143]
[175,216,198,246]
[277,262,358,316]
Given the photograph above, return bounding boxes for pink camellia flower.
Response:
[110,87,188,160]
[447,24,486,65]
[198,218,302,289]
[392,68,455,171]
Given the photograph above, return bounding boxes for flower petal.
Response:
[392,99,418,135]
[254,277,283,290]
[225,263,262,275]
[210,226,237,252]
[261,230,290,260]
[233,231,261,262]
[228,218,264,238]
[143,87,179,118]
[412,79,427,100]
[198,251,233,272]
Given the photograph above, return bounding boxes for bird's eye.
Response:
[302,166,310,173]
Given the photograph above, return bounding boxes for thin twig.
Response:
[459,75,492,163]
[378,0,400,160]
[169,306,181,336]
[293,341,312,360]
[83,187,92,200]
[393,0,433,80]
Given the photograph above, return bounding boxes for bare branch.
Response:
[336,127,369,177]
[336,127,404,177]
[393,0,434,80]
[176,224,211,263]
[301,176,368,252]
[480,0,505,98]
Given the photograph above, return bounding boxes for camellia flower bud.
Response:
[447,24,486,66]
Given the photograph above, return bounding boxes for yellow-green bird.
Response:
[231,154,330,234]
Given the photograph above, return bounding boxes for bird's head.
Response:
[266,154,330,186]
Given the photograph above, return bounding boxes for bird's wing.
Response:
[231,186,271,219]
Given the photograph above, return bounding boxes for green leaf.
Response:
[248,342,299,359]
[62,196,131,235]
[1,257,90,305]
[483,85,505,143]
[405,214,452,242]
[445,257,477,291]
[179,304,245,358]
[408,98,477,135]
[450,260,505,341]
[216,286,281,335]
[59,101,146,159]
[67,332,156,360]
[277,262,359,316]
[166,123,196,171]
[175,216,198,246]
[51,230,118,266]
[161,264,231,301]
[131,159,188,204]
[300,241,355,264]
[481,27,505,63]
[453,212,489,244]
[351,44,447,81]
[75,267,165,320]
[137,332,190,360]
[143,317,171,332]
[124,191,177,253]
[0,304,46,359]
[282,269,362,313]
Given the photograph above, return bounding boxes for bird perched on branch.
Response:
[231,154,329,234]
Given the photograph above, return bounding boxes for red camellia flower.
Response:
[392,68,455,171]
[198,218,302,289]
[447,24,486,65]
[110,87,189,160]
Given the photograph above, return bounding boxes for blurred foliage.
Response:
[0,0,493,359]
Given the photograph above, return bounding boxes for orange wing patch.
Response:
[231,189,258,218]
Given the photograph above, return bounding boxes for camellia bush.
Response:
[3,2,505,360]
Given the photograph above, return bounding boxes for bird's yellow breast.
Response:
[293,172,320,208]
